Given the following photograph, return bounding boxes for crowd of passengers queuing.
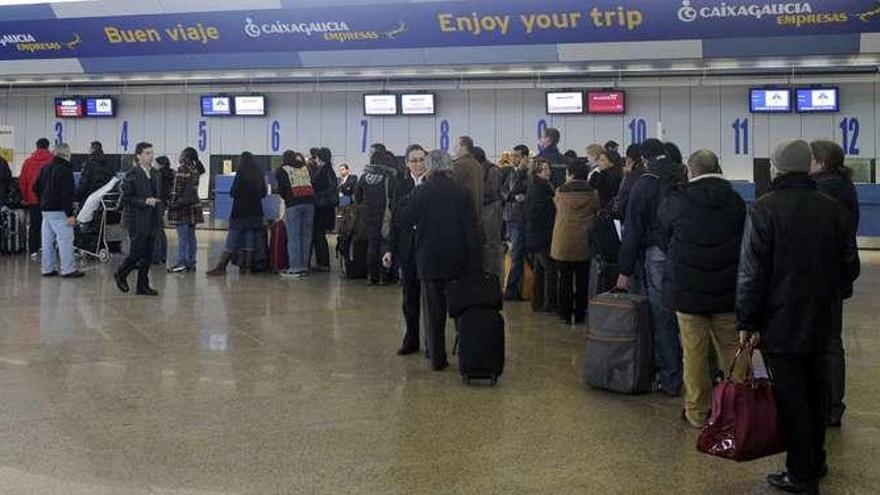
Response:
[0,125,859,495]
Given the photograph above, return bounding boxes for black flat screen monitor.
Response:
[546,91,584,115]
[363,94,397,116]
[749,88,792,113]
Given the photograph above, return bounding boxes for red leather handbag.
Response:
[696,345,787,462]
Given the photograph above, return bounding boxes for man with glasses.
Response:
[384,144,428,356]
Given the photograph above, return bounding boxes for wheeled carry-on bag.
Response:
[269,220,288,273]
[0,208,27,255]
[584,290,653,394]
[447,273,505,385]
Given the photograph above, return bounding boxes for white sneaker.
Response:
[30,253,39,261]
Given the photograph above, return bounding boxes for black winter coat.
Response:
[813,170,860,299]
[229,170,266,229]
[311,164,338,232]
[736,173,860,354]
[589,164,624,210]
[612,161,645,220]
[355,164,396,240]
[0,159,11,207]
[401,173,481,281]
[388,174,418,271]
[76,157,116,204]
[657,176,746,314]
[618,158,686,277]
[35,156,76,216]
[524,177,556,253]
[121,165,163,236]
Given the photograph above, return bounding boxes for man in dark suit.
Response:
[114,142,163,296]
[402,149,481,371]
[384,144,427,356]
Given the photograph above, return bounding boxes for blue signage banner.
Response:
[1,0,879,61]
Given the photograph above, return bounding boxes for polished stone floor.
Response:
[1,231,878,494]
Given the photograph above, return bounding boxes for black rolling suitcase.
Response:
[340,239,367,279]
[0,208,27,255]
[584,290,653,394]
[447,273,505,385]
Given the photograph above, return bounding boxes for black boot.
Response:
[241,250,253,274]
[136,269,158,296]
[114,269,130,293]
[207,251,233,276]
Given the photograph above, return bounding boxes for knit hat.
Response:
[771,139,812,174]
[425,149,452,173]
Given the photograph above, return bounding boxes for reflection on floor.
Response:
[0,231,878,494]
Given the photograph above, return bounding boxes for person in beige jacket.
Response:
[551,161,600,325]
[453,136,484,225]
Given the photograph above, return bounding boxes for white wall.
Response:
[0,83,876,181]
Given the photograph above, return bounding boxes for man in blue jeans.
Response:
[616,139,687,397]
[503,144,530,301]
[34,143,84,279]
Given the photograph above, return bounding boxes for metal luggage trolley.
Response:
[76,191,124,263]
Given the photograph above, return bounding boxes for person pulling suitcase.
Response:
[400,149,482,372]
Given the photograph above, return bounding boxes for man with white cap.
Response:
[737,139,859,494]
[402,149,482,371]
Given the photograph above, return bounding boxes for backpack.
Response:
[642,170,682,247]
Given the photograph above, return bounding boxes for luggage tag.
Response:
[751,350,770,380]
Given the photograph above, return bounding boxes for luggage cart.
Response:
[75,191,124,263]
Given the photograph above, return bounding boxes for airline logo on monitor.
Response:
[202,96,232,116]
[797,88,838,112]
[86,98,115,117]
[751,89,791,112]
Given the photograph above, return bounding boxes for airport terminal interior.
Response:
[2,0,880,494]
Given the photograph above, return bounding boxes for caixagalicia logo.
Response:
[0,32,81,53]
[677,0,816,23]
[243,15,407,43]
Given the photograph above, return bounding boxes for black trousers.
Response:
[531,251,558,312]
[313,228,330,268]
[826,297,845,421]
[28,205,42,254]
[400,265,421,350]
[423,280,449,368]
[366,235,385,283]
[764,353,827,486]
[558,260,590,321]
[118,229,155,290]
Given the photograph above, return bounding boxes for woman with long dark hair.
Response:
[310,147,338,271]
[525,158,557,313]
[207,152,267,275]
[589,149,625,209]
[168,147,205,273]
